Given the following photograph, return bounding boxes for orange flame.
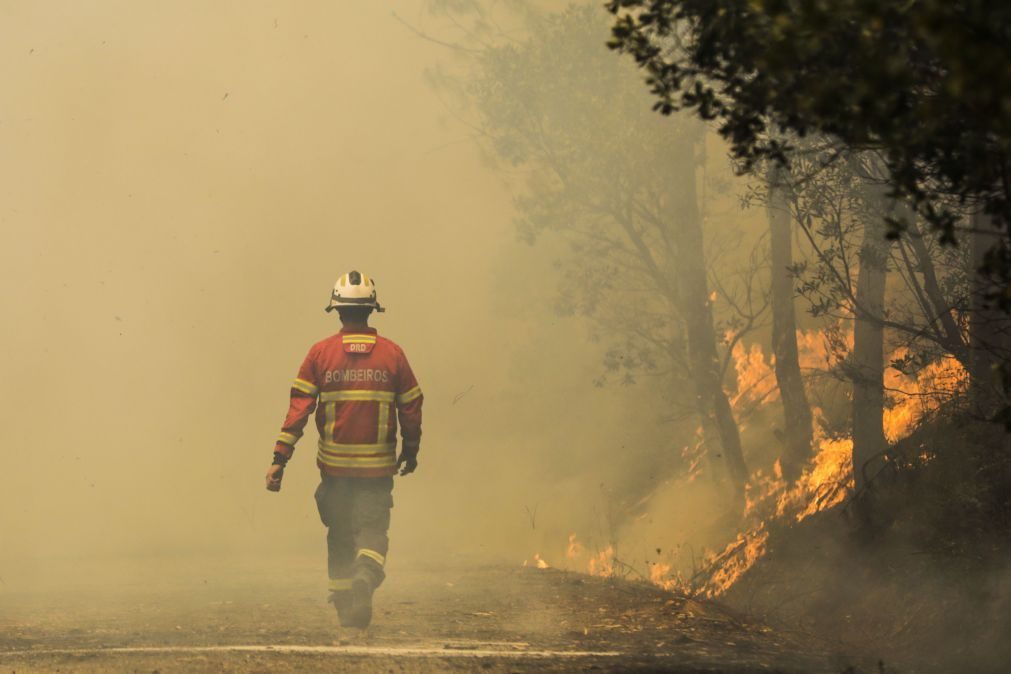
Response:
[647,560,690,592]
[523,553,550,569]
[779,431,854,522]
[796,328,850,371]
[700,524,770,597]
[649,561,672,586]
[563,535,619,579]
[536,330,963,598]
[588,545,615,577]
[882,349,967,442]
[566,533,585,560]
[731,342,779,408]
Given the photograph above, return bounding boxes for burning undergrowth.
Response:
[525,330,969,602]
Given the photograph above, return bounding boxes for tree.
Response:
[606,0,1011,423]
[850,173,892,490]
[970,212,1011,417]
[767,163,814,482]
[746,142,977,485]
[606,0,1011,244]
[670,128,749,494]
[442,5,754,499]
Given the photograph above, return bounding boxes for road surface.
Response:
[0,560,856,672]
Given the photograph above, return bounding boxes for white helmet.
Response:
[325,270,385,313]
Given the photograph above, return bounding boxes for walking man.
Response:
[265,270,423,628]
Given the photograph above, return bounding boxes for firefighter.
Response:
[265,270,423,629]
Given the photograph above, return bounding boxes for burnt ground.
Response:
[0,561,869,673]
[721,508,1011,673]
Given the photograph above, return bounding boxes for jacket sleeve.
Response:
[394,349,423,455]
[273,346,320,460]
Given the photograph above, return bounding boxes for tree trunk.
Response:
[851,207,890,491]
[671,130,748,502]
[767,164,814,482]
[969,210,1007,418]
[967,212,1011,513]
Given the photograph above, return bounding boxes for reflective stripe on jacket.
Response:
[273,328,423,477]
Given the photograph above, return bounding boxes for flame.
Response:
[779,432,854,522]
[587,545,615,577]
[730,329,843,411]
[649,561,672,586]
[700,524,770,597]
[523,553,550,569]
[743,459,785,517]
[715,334,963,594]
[720,432,854,596]
[566,533,584,560]
[882,349,967,442]
[562,535,618,579]
[796,328,850,371]
[731,342,779,408]
[641,332,855,595]
[681,427,706,481]
[648,561,688,592]
[732,331,965,443]
[536,330,964,598]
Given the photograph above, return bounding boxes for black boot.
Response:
[347,573,374,628]
[328,590,355,627]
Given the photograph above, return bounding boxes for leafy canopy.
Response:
[606,0,1011,244]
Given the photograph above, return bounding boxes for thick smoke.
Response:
[0,1,672,591]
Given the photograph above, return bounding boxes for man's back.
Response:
[285,329,422,477]
[265,270,423,630]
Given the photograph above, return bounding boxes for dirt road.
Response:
[0,561,856,672]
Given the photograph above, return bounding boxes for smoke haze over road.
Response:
[0,1,672,590]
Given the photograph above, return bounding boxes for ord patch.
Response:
[342,334,377,354]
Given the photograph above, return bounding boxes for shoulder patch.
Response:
[342,334,377,354]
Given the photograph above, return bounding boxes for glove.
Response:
[265,464,284,491]
[396,449,418,476]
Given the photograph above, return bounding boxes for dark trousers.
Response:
[314,474,394,591]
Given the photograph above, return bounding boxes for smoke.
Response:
[0,1,677,591]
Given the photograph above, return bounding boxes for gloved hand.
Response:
[265,464,284,491]
[396,450,418,476]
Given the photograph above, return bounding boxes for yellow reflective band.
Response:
[318,455,397,468]
[342,337,377,344]
[362,273,370,286]
[277,431,298,446]
[317,457,395,469]
[377,402,390,443]
[357,548,386,567]
[328,578,352,592]
[397,386,422,404]
[317,452,397,469]
[292,378,319,396]
[318,440,397,455]
[320,390,395,403]
[324,402,336,444]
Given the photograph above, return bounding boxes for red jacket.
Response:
[274,328,423,477]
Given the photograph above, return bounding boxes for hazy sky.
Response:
[0,1,670,586]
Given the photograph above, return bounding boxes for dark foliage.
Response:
[851,410,1011,553]
[605,0,1011,248]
